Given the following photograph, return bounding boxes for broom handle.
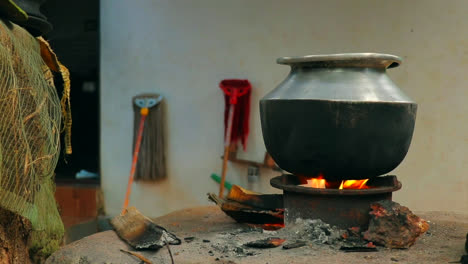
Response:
[122,111,148,214]
[219,102,235,197]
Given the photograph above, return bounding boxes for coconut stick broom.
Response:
[132,94,166,181]
[111,94,180,251]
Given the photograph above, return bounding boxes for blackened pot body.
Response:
[260,53,417,181]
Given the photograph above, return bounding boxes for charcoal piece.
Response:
[320,227,331,236]
[234,246,256,257]
[342,227,364,243]
[235,247,244,254]
[184,237,195,243]
[282,241,306,250]
[244,237,286,248]
[339,246,378,252]
[363,200,429,249]
[203,239,211,243]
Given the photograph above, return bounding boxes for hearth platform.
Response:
[46,206,468,264]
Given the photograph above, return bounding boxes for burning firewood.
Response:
[227,185,283,210]
[207,190,284,226]
[363,200,429,248]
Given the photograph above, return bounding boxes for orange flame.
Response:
[299,175,370,190]
[300,175,327,188]
[339,179,369,189]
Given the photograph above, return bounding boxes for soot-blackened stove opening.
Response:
[270,174,401,229]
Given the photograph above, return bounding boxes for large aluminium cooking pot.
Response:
[260,53,417,180]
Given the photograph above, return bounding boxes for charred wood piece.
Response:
[363,200,429,248]
[184,237,195,243]
[282,241,306,250]
[339,246,378,252]
[207,193,284,225]
[244,237,286,248]
[227,185,283,210]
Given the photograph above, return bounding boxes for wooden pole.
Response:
[219,100,235,197]
[122,109,148,214]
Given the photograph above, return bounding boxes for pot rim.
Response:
[277,53,402,69]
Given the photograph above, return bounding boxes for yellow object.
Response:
[140,107,149,116]
[38,36,72,155]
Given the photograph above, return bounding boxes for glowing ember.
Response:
[339,179,369,189]
[258,223,285,230]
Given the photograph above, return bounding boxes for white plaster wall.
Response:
[101,0,468,217]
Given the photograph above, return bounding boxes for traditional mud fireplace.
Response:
[47,53,468,264]
[260,53,417,229]
[271,174,401,229]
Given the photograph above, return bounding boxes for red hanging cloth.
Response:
[219,79,252,151]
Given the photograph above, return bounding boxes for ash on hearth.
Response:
[277,200,430,249]
[281,218,343,245]
[276,218,371,250]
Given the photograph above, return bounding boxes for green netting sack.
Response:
[0,19,70,257]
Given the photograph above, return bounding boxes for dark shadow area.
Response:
[42,0,100,184]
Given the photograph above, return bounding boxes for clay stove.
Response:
[270,174,401,229]
[260,53,417,230]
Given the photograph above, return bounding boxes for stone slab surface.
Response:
[46,206,468,264]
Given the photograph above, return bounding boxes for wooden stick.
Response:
[122,113,147,214]
[163,234,175,264]
[219,145,230,197]
[219,102,235,197]
[120,249,153,264]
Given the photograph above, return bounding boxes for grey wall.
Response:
[101,0,468,217]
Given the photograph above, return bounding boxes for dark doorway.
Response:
[42,0,100,184]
